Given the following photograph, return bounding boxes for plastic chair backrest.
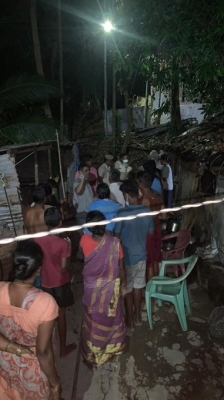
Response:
[154,255,198,285]
[175,230,191,250]
[171,255,198,283]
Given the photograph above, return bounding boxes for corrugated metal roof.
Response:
[0,140,75,154]
[0,154,23,231]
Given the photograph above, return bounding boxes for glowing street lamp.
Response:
[103,20,113,33]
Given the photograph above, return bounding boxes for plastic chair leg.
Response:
[157,299,163,307]
[146,293,153,329]
[184,284,191,315]
[173,298,186,331]
[177,296,188,331]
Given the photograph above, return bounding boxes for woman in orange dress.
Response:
[0,240,61,400]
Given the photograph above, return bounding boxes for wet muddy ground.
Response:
[56,263,224,400]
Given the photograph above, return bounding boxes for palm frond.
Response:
[0,75,61,110]
[0,113,59,145]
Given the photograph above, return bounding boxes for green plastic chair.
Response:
[145,255,198,331]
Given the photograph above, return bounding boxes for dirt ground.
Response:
[56,262,224,400]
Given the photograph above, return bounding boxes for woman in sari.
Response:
[0,240,61,400]
[80,211,127,368]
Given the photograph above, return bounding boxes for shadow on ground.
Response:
[57,263,224,400]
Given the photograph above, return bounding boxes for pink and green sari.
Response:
[82,236,126,366]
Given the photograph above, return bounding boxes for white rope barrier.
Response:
[0,196,223,245]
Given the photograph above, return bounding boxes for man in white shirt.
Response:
[73,162,94,260]
[161,154,173,208]
[98,155,114,185]
[109,169,125,207]
[73,163,94,225]
[114,153,132,181]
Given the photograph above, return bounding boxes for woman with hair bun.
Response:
[0,240,61,399]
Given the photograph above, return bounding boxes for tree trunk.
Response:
[30,0,52,118]
[51,40,58,81]
[144,81,149,128]
[58,0,64,140]
[170,79,182,134]
[112,65,117,154]
[122,91,132,153]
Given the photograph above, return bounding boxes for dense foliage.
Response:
[0,0,224,142]
[113,0,224,130]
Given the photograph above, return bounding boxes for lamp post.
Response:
[102,20,113,136]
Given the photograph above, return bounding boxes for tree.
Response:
[0,75,61,145]
[113,0,224,133]
[58,0,64,139]
[30,0,52,118]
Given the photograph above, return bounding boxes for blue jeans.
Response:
[164,190,173,208]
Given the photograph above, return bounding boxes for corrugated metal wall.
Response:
[0,153,23,230]
[0,154,23,280]
[15,149,49,185]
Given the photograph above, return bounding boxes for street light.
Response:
[102,20,113,136]
[103,20,113,33]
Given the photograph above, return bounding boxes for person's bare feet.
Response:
[108,355,117,364]
[60,343,77,358]
[83,358,97,371]
[125,316,134,332]
[134,315,142,326]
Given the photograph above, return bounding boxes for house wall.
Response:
[152,91,205,124]
[106,107,150,134]
[0,145,75,280]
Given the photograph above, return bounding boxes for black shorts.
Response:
[42,282,74,308]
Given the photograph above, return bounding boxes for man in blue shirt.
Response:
[85,183,121,234]
[143,160,163,195]
[114,180,154,330]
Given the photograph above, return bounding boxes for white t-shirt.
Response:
[98,163,111,185]
[109,182,125,207]
[162,164,173,190]
[156,161,163,171]
[114,160,132,181]
[73,178,94,213]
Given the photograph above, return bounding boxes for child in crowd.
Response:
[35,207,76,358]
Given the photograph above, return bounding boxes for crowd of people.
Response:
[0,151,174,399]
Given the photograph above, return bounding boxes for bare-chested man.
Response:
[23,185,49,234]
[137,171,166,281]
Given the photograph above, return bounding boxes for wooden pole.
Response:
[104,36,108,136]
[112,64,117,154]
[144,81,149,128]
[58,0,64,140]
[122,91,132,154]
[56,130,65,198]
[48,148,52,178]
[34,150,39,185]
[30,0,52,118]
[0,175,17,237]
[3,186,16,236]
